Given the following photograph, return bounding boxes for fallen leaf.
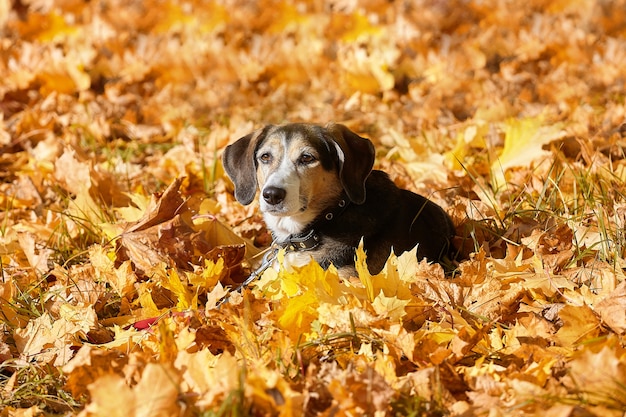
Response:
[554,304,601,347]
[81,362,181,417]
[563,343,626,409]
[14,313,80,366]
[63,345,129,398]
[595,280,626,335]
[492,117,566,188]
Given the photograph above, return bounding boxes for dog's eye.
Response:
[258,152,272,164]
[298,153,317,165]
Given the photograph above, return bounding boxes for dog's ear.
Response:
[326,123,375,204]
[222,126,271,205]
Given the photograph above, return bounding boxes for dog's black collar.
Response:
[276,228,321,252]
[273,193,350,252]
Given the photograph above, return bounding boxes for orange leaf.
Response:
[554,304,601,347]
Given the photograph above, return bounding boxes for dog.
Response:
[222,123,455,275]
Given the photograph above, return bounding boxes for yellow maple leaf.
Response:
[98,325,146,350]
[378,248,416,300]
[262,257,352,338]
[523,269,577,299]
[160,268,195,310]
[492,116,565,188]
[59,303,97,336]
[137,284,163,318]
[115,191,151,224]
[187,257,225,291]
[371,292,409,321]
[90,246,137,299]
[175,349,238,408]
[357,242,414,314]
[356,242,376,302]
[277,265,320,332]
[205,282,229,310]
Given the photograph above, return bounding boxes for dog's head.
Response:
[222,123,375,225]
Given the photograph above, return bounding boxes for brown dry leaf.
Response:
[89,245,137,299]
[563,342,626,409]
[192,209,261,260]
[175,349,239,409]
[324,361,395,416]
[79,374,136,417]
[245,367,304,415]
[123,178,186,234]
[119,213,196,274]
[81,362,181,417]
[13,313,83,366]
[62,345,129,398]
[51,263,109,310]
[414,249,525,321]
[16,232,53,275]
[116,178,253,279]
[594,280,626,335]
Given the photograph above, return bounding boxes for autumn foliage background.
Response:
[1,0,626,415]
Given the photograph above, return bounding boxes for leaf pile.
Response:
[1,0,626,415]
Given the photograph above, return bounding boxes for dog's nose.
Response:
[262,186,286,205]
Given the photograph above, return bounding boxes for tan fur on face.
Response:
[255,129,343,240]
[255,134,284,187]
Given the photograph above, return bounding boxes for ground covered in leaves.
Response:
[2,0,626,415]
